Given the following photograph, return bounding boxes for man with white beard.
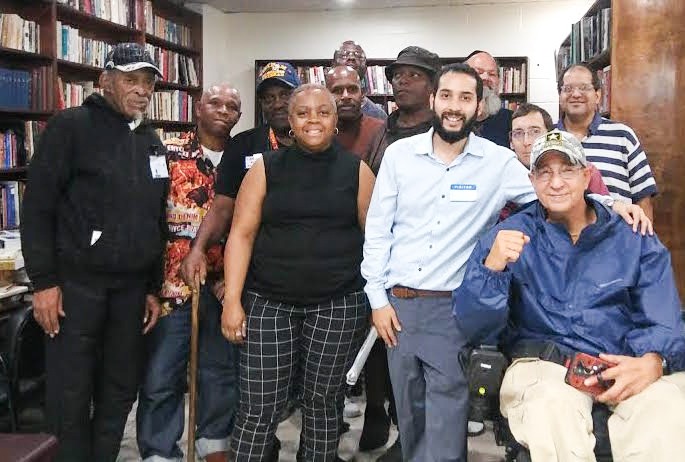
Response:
[464,50,512,147]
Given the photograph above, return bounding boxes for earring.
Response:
[334,127,339,135]
[288,129,295,138]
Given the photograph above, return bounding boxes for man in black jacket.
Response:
[21,43,167,462]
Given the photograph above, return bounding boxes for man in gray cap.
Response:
[22,42,166,462]
[454,129,685,461]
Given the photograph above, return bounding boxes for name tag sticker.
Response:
[449,184,477,202]
[149,155,169,179]
[245,153,263,169]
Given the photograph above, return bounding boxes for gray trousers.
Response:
[386,293,468,462]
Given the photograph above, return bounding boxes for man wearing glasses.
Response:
[453,129,685,462]
[333,40,387,120]
[557,64,657,219]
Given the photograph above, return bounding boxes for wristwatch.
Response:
[662,355,670,376]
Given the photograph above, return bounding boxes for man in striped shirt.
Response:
[556,63,657,219]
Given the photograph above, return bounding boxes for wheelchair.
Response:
[464,345,613,462]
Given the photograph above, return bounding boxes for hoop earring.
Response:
[334,127,339,135]
[288,129,295,138]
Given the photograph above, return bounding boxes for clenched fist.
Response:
[484,230,530,272]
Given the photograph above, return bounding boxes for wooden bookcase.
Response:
[254,56,529,125]
[0,0,203,184]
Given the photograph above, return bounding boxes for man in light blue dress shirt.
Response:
[361,63,651,462]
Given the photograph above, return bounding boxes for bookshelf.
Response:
[254,56,529,125]
[0,0,203,217]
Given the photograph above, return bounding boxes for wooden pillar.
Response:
[611,0,685,297]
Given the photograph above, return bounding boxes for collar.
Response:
[557,111,603,136]
[533,195,613,247]
[414,129,485,159]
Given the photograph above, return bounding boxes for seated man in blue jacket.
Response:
[453,129,685,461]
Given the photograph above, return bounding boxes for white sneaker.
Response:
[343,397,362,418]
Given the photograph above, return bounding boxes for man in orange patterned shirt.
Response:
[136,83,241,462]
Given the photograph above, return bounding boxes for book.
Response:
[145,1,193,47]
[149,90,193,122]
[145,44,199,86]
[0,13,40,53]
[56,0,131,27]
[56,23,111,67]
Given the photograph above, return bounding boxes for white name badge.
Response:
[449,184,477,202]
[245,153,263,169]
[149,155,169,179]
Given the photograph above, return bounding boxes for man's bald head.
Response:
[196,82,242,138]
[325,65,363,123]
[464,51,500,93]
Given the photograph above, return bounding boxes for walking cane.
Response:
[187,273,200,461]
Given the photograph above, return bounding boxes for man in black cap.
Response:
[384,46,441,147]
[21,42,167,462]
[354,46,441,462]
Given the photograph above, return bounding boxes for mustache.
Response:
[441,111,466,120]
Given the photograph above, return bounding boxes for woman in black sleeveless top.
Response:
[222,84,375,462]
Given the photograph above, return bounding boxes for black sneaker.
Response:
[358,405,390,451]
[377,438,402,462]
[264,437,281,462]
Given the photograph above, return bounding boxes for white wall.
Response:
[201,0,593,134]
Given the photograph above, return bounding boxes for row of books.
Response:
[499,64,527,94]
[365,66,393,95]
[57,78,102,109]
[148,90,193,122]
[598,65,611,114]
[56,22,111,67]
[155,129,184,141]
[0,13,40,54]
[57,0,132,28]
[146,44,199,87]
[501,99,522,111]
[558,7,611,71]
[1,130,22,169]
[0,66,50,111]
[0,181,22,230]
[145,1,192,47]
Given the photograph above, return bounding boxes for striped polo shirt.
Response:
[557,113,657,203]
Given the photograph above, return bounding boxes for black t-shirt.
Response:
[385,110,433,146]
[246,143,364,305]
[474,107,513,148]
[215,125,277,198]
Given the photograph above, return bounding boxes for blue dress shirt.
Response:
[362,128,537,309]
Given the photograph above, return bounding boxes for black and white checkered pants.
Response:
[229,290,369,461]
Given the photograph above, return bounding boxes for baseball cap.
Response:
[256,62,301,94]
[385,46,441,81]
[529,129,587,171]
[104,43,162,77]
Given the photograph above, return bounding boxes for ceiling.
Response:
[195,0,537,13]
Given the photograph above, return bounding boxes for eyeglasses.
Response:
[511,127,544,141]
[560,84,596,94]
[532,166,583,183]
[338,50,364,59]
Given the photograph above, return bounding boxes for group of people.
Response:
[19,37,685,462]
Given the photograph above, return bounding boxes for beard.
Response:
[481,86,502,119]
[432,110,478,143]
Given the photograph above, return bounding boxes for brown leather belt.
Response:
[391,285,452,299]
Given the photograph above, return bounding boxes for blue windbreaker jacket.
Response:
[453,198,685,372]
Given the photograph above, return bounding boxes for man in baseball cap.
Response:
[22,41,167,461]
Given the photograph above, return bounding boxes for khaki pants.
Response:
[500,358,685,462]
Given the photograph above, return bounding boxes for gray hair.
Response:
[288,83,337,113]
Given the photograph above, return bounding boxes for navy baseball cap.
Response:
[256,62,300,94]
[105,42,162,77]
